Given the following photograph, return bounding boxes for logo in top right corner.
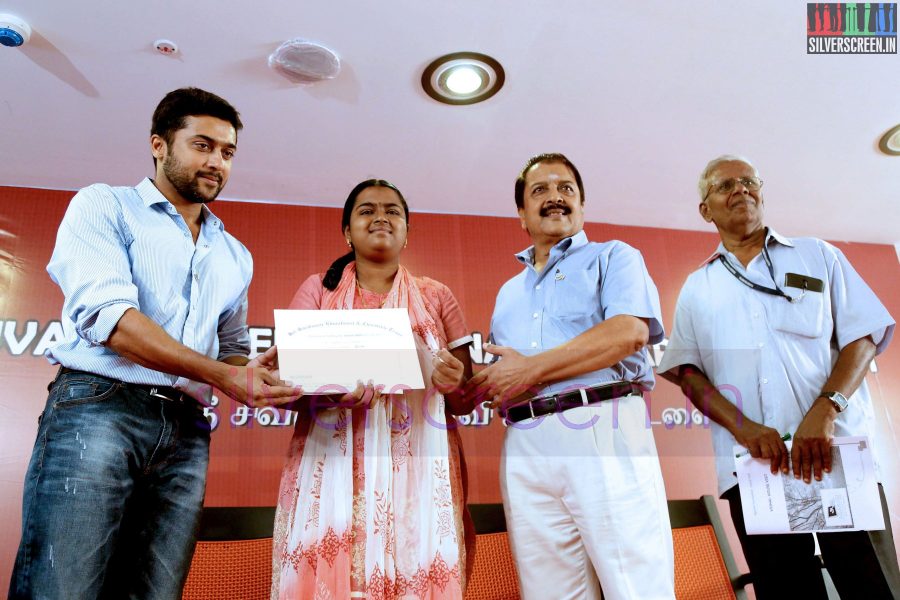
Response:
[807,3,897,54]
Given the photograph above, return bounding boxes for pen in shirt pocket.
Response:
[734,433,792,458]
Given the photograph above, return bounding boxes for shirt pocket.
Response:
[768,290,825,338]
[550,268,600,322]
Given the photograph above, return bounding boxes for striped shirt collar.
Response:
[137,177,223,231]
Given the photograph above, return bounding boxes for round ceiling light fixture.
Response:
[878,124,900,156]
[422,52,504,105]
[269,39,341,84]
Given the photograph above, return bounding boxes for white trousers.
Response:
[500,395,675,600]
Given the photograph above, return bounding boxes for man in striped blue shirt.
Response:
[9,88,300,600]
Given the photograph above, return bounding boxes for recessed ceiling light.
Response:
[878,124,900,156]
[445,66,484,95]
[422,52,504,105]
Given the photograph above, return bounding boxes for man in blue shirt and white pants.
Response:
[468,153,674,599]
[9,88,300,599]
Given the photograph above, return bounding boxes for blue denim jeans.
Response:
[9,370,211,600]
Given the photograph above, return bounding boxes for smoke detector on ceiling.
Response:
[268,39,341,84]
[0,14,31,47]
[154,39,179,56]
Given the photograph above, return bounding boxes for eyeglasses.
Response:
[703,176,763,201]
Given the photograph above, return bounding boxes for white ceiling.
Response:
[1,1,899,244]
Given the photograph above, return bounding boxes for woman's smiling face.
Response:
[344,186,409,260]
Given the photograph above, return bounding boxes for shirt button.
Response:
[761,378,768,384]
[530,342,537,348]
[753,312,760,318]
[536,285,541,290]
[532,312,539,319]
[757,342,764,348]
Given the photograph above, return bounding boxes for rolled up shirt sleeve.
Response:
[47,185,139,346]
[217,287,252,359]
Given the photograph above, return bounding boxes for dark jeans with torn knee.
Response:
[9,370,211,600]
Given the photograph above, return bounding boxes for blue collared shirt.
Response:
[659,228,895,495]
[490,230,664,396]
[46,178,253,402]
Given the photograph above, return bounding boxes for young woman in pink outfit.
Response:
[272,180,476,599]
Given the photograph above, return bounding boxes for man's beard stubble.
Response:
[161,153,223,205]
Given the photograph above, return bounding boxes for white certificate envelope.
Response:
[274,308,425,394]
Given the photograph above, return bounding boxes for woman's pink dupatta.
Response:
[272,263,467,600]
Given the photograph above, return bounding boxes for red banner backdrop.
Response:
[2,185,898,591]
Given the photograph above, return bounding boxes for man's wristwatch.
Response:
[820,391,849,413]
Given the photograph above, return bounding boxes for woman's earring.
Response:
[346,239,352,248]
[404,240,408,248]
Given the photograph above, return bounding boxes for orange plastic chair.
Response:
[182,506,524,600]
[182,507,275,600]
[465,504,521,600]
[465,531,521,600]
[668,496,750,600]
[182,538,272,600]
[184,500,749,600]
[468,498,750,600]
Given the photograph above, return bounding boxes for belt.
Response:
[57,366,186,402]
[504,381,643,423]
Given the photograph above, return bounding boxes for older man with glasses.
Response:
[658,154,899,599]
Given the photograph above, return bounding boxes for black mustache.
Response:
[540,204,571,217]
[197,172,222,183]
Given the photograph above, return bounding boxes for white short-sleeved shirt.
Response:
[658,229,895,496]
